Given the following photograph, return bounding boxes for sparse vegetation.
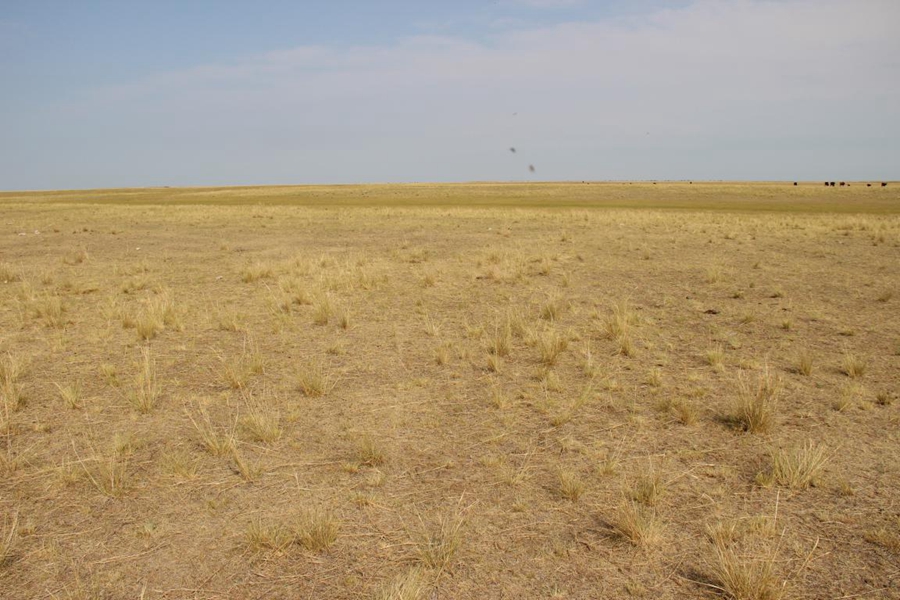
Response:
[416,510,465,570]
[0,183,897,597]
[0,512,19,567]
[769,440,829,489]
[711,544,785,600]
[730,369,780,434]
[54,381,82,409]
[294,508,339,552]
[613,500,662,547]
[297,359,334,397]
[794,348,813,376]
[557,468,585,501]
[841,352,867,378]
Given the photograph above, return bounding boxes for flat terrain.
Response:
[0,182,898,599]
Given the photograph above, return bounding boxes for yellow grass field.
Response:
[0,182,898,599]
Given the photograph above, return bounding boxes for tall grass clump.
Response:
[297,360,335,397]
[294,509,340,552]
[0,353,25,413]
[711,545,785,600]
[416,510,465,570]
[770,441,828,489]
[612,500,663,548]
[130,348,160,413]
[841,352,867,379]
[730,369,779,434]
[374,568,427,600]
[538,329,568,366]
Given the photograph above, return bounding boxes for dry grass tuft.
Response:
[711,545,785,600]
[33,293,66,328]
[417,510,465,570]
[770,441,828,489]
[538,329,568,366]
[297,360,335,397]
[294,509,340,552]
[219,340,264,390]
[160,449,199,479]
[313,295,333,325]
[730,369,780,434]
[603,299,638,340]
[246,517,292,552]
[794,348,813,376]
[230,446,261,482]
[627,467,666,506]
[487,320,512,357]
[82,451,130,498]
[356,435,387,466]
[540,292,566,321]
[241,262,274,283]
[0,353,25,413]
[841,352,867,378]
[374,568,427,600]
[0,512,19,568]
[557,468,586,501]
[706,345,726,369]
[239,394,282,444]
[612,500,663,547]
[0,263,21,283]
[54,381,82,409]
[188,408,235,456]
[130,348,160,413]
[671,398,698,425]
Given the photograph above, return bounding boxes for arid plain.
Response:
[0,182,898,599]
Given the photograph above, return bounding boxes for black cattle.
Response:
[839,182,846,187]
[883,182,888,187]
[830,182,836,187]
[824,182,830,187]
[867,183,871,187]
[793,182,798,186]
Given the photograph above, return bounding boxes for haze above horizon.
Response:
[2,0,898,190]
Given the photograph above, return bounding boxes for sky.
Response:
[1,0,898,190]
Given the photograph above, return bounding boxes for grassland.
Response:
[0,182,898,599]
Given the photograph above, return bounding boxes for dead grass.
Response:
[246,517,292,552]
[1,183,898,598]
[356,435,387,467]
[711,545,785,600]
[239,393,282,443]
[769,441,829,489]
[129,347,160,413]
[189,408,235,456]
[230,446,261,482]
[80,449,130,498]
[841,352,867,378]
[538,328,568,366]
[730,369,780,434]
[0,512,18,568]
[416,510,465,570]
[557,468,586,501]
[612,500,663,548]
[794,348,813,376]
[297,359,335,397]
[0,353,25,413]
[374,568,427,600]
[626,466,666,507]
[54,381,82,409]
[294,508,340,552]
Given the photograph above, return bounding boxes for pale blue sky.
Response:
[1,0,898,190]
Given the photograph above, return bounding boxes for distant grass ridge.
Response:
[2,181,899,213]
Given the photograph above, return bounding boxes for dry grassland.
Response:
[0,182,898,599]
